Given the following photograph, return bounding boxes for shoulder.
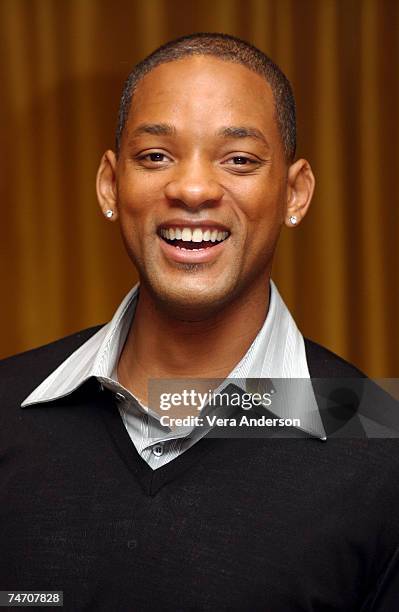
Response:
[304,338,399,440]
[0,325,104,404]
[304,337,366,378]
[0,325,104,372]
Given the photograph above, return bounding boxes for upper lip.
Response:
[157,219,231,233]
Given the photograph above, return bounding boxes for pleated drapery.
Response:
[1,0,398,376]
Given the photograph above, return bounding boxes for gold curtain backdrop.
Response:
[1,0,398,376]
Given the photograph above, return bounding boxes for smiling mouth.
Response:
[158,226,230,250]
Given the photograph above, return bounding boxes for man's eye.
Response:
[143,152,168,163]
[135,152,170,165]
[232,156,251,164]
[225,156,257,167]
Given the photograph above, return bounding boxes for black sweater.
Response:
[1,327,399,611]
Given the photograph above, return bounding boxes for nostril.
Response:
[164,178,224,207]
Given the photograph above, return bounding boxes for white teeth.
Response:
[178,246,205,251]
[192,228,203,242]
[160,226,229,243]
[181,228,192,242]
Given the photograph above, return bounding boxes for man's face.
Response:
[113,56,290,317]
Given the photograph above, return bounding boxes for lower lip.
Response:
[158,236,229,264]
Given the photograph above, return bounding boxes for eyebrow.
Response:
[216,126,269,148]
[129,123,269,147]
[130,123,177,138]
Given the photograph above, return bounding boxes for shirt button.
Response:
[152,444,164,457]
[115,392,126,402]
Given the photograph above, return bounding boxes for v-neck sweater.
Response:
[1,327,399,611]
[21,280,323,469]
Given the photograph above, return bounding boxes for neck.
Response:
[117,277,270,405]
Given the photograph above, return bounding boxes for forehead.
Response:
[126,56,278,138]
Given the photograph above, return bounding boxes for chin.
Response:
[146,275,237,320]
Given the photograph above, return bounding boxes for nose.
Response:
[164,158,224,209]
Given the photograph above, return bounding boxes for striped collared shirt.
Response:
[21,280,326,469]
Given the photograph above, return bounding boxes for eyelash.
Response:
[137,152,258,167]
[139,153,169,163]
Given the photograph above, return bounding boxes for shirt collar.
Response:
[21,280,326,440]
[217,280,326,439]
[21,283,139,407]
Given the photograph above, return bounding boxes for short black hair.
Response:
[116,32,296,162]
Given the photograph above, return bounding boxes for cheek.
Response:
[118,180,150,215]
[116,174,161,239]
[232,163,287,218]
[231,181,286,263]
[117,163,165,206]
[233,182,286,227]
[115,194,149,258]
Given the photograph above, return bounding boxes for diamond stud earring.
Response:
[105,210,114,219]
[289,215,298,225]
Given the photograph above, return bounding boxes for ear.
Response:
[284,158,315,228]
[96,150,119,221]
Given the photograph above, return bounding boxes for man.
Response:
[1,33,398,611]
